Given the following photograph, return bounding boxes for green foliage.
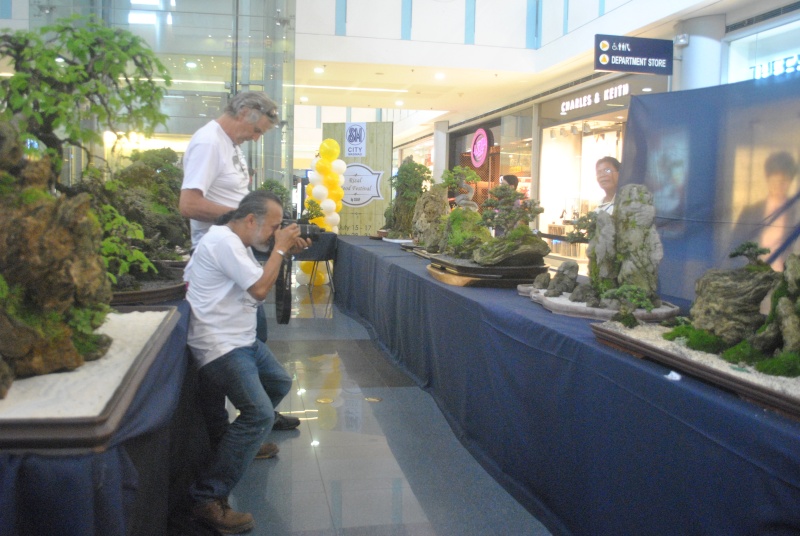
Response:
[98,204,157,284]
[663,324,728,354]
[765,279,789,326]
[729,241,770,266]
[303,199,324,220]
[260,179,291,208]
[389,157,430,237]
[480,184,543,232]
[19,186,53,206]
[721,340,765,366]
[0,15,172,165]
[66,304,110,336]
[566,211,597,243]
[755,352,800,377]
[0,172,14,196]
[603,284,654,312]
[613,311,639,328]
[443,207,491,258]
[440,165,480,191]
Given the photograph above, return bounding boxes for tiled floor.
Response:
[225,281,552,535]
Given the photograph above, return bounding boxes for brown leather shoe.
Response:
[254,442,279,459]
[192,498,254,534]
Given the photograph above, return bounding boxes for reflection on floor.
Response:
[231,280,551,535]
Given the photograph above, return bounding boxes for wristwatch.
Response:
[275,249,288,259]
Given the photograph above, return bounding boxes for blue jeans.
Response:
[190,340,292,504]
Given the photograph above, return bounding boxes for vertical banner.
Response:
[345,122,367,158]
[323,122,393,236]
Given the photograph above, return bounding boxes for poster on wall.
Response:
[622,71,800,309]
[341,163,383,207]
[345,122,367,158]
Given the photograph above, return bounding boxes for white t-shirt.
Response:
[184,225,263,367]
[182,120,250,247]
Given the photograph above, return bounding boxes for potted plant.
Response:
[386,156,431,238]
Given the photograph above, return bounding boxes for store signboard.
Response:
[594,34,673,76]
[341,163,383,207]
[345,122,367,157]
[470,128,492,167]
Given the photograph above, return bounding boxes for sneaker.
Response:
[255,442,279,459]
[192,498,254,534]
[272,411,300,431]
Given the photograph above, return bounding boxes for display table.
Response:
[0,300,193,536]
[333,236,800,536]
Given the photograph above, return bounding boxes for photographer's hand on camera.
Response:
[274,223,313,258]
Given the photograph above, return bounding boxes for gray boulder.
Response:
[615,184,663,296]
[545,261,579,297]
[691,268,780,346]
[412,186,450,251]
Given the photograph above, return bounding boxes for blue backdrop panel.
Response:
[622,72,800,310]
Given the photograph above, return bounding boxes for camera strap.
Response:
[275,255,292,324]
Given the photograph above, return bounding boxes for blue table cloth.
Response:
[333,236,800,536]
[0,300,191,536]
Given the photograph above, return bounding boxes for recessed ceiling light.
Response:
[313,66,325,74]
[395,100,404,106]
[300,96,308,103]
[435,72,445,80]
[185,61,197,69]
[642,87,652,92]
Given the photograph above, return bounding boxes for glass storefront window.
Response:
[728,19,800,83]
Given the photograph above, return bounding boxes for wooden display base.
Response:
[592,322,800,422]
[426,264,537,288]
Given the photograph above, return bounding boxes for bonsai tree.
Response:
[388,156,430,238]
[481,183,542,233]
[441,165,480,211]
[0,14,172,175]
[730,241,771,268]
[260,179,292,213]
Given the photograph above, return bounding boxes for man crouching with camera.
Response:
[184,190,311,534]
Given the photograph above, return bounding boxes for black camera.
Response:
[281,219,322,240]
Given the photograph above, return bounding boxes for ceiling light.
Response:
[395,100,404,106]
[299,96,308,103]
[642,87,652,92]
[185,61,197,69]
[292,84,408,93]
[435,72,445,80]
[313,66,325,74]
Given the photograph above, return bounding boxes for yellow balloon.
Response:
[315,158,332,176]
[309,216,327,228]
[335,199,343,212]
[299,260,316,274]
[327,187,344,202]
[319,138,340,161]
[305,184,314,199]
[312,270,326,286]
[323,173,339,190]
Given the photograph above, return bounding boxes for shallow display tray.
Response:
[525,287,680,322]
[427,264,542,288]
[428,254,548,279]
[592,321,800,421]
[0,306,180,451]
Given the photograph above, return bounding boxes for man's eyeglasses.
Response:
[597,168,617,175]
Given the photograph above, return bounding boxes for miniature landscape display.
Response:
[523,183,676,323]
[0,16,172,398]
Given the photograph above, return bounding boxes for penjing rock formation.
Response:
[0,123,112,398]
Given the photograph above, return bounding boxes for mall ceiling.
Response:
[290,0,789,144]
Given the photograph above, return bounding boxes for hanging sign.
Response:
[342,163,383,207]
[345,122,367,158]
[470,128,492,167]
[594,34,673,76]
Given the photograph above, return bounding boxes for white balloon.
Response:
[312,184,329,201]
[331,225,339,234]
[320,199,336,214]
[308,170,322,185]
[324,212,340,226]
[339,174,345,186]
[332,159,347,175]
[310,156,319,170]
[295,271,310,285]
[319,271,330,284]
